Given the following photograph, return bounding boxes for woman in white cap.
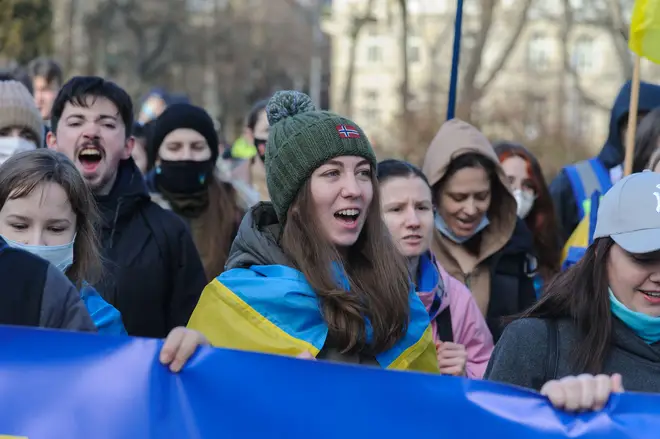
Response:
[486,170,660,410]
[0,80,43,162]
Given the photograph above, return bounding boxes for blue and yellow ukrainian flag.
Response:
[187,264,440,373]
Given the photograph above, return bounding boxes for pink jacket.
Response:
[416,253,494,379]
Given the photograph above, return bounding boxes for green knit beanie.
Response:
[265,90,377,222]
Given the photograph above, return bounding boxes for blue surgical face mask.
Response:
[434,213,490,244]
[609,288,660,344]
[2,235,75,272]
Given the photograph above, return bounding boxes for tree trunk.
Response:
[456,0,532,122]
[341,0,375,117]
[399,0,410,124]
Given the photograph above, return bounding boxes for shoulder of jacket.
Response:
[149,192,171,210]
[141,199,190,237]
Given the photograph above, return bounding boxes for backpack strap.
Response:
[563,158,610,221]
[587,190,601,244]
[588,157,613,193]
[435,307,454,343]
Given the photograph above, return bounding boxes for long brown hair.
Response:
[280,174,411,354]
[495,142,561,282]
[191,175,243,280]
[0,149,102,288]
[520,237,614,374]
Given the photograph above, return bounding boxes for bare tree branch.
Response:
[560,0,610,111]
[341,0,376,117]
[398,0,410,118]
[140,25,172,78]
[460,0,496,104]
[477,0,533,92]
[606,0,633,78]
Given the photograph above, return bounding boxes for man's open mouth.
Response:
[78,148,103,172]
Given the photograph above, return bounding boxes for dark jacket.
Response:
[550,80,660,244]
[484,218,537,342]
[485,317,660,393]
[0,236,96,331]
[92,159,207,338]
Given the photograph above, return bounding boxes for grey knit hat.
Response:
[265,90,377,222]
[0,80,43,146]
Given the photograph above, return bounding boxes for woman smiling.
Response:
[422,119,537,342]
[485,171,660,410]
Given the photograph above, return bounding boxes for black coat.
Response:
[485,218,537,342]
[93,159,207,338]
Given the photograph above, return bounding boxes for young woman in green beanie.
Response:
[187,90,439,372]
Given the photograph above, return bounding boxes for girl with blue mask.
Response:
[486,171,660,411]
[0,149,126,335]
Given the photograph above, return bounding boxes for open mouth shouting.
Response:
[334,208,361,230]
[77,142,104,175]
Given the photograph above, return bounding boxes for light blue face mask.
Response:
[2,236,74,272]
[434,213,490,244]
[609,288,660,344]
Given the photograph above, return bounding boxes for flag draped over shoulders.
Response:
[187,264,439,373]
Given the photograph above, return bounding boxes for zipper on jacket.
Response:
[464,271,472,289]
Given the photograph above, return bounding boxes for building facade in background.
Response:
[324,0,660,157]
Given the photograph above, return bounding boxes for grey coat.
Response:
[485,317,660,393]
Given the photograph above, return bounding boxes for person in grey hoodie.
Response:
[486,171,660,410]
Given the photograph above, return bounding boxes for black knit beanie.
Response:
[147,103,219,166]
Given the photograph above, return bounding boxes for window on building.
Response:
[363,89,381,125]
[571,36,595,74]
[568,93,592,140]
[525,96,547,140]
[367,45,383,63]
[527,32,552,71]
[408,44,421,63]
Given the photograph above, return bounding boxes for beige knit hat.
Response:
[0,81,43,147]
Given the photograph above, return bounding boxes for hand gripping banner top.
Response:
[0,326,658,439]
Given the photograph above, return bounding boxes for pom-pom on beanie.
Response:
[265,90,377,222]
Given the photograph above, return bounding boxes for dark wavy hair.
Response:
[494,141,560,284]
[521,237,614,374]
[633,108,660,173]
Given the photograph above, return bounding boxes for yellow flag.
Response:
[630,0,660,63]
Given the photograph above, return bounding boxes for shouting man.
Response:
[47,76,207,338]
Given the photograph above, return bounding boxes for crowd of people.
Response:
[2,57,660,416]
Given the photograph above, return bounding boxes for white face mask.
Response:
[513,188,536,219]
[0,137,37,165]
[1,235,75,272]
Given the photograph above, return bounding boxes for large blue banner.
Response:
[0,326,658,438]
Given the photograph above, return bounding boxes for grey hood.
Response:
[225,202,292,270]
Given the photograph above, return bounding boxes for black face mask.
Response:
[255,138,267,162]
[154,159,214,195]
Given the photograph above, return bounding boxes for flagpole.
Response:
[623,55,642,176]
[446,0,464,120]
